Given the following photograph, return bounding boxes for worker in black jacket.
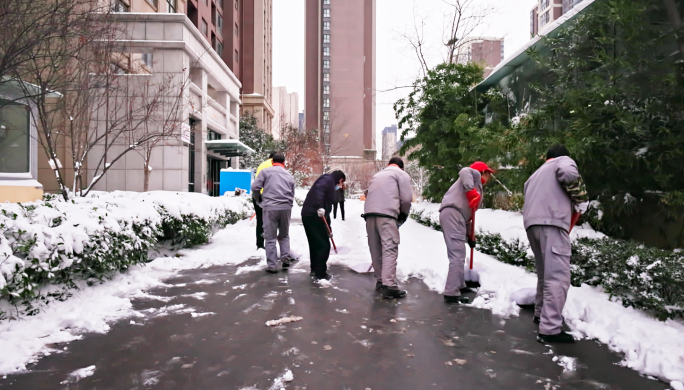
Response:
[302,170,346,280]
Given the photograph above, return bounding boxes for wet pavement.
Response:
[0,260,668,390]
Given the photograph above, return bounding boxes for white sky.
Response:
[272,0,537,149]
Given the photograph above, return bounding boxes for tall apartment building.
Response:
[381,125,397,161]
[531,0,584,36]
[466,38,504,79]
[186,0,273,134]
[305,0,376,160]
[272,87,300,136]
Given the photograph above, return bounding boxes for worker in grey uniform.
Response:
[251,153,296,273]
[363,157,413,299]
[439,161,494,304]
[523,144,588,343]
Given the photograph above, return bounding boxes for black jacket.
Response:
[335,188,345,203]
[302,174,337,221]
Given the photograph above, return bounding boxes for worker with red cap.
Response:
[438,161,494,303]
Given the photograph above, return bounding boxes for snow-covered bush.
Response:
[410,208,684,320]
[476,232,534,272]
[571,238,684,321]
[0,192,251,319]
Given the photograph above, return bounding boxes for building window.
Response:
[235,0,239,9]
[111,0,130,12]
[323,34,330,43]
[235,49,239,63]
[323,8,330,18]
[323,111,329,121]
[323,73,329,82]
[203,0,208,4]
[323,60,330,69]
[540,0,549,9]
[167,0,177,12]
[217,0,224,7]
[323,47,330,56]
[323,123,330,132]
[142,53,153,68]
[208,130,222,140]
[216,12,223,30]
[324,21,330,30]
[323,85,330,95]
[323,98,330,108]
[540,10,550,26]
[0,100,30,174]
[215,40,223,56]
[201,19,208,36]
[323,0,330,4]
[145,0,158,9]
[235,23,239,36]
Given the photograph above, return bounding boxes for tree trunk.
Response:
[143,160,150,192]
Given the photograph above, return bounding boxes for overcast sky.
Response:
[272,0,537,149]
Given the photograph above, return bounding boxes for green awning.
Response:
[205,139,255,157]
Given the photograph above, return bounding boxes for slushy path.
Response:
[0,201,669,389]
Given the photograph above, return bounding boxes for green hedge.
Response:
[1,200,249,320]
[411,210,684,320]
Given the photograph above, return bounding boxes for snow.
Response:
[266,316,303,327]
[60,365,96,384]
[2,191,684,385]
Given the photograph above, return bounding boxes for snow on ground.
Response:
[0,215,261,375]
[2,190,684,385]
[404,201,684,384]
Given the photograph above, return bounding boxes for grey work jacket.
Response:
[523,156,580,232]
[364,166,413,219]
[439,167,483,223]
[251,165,296,211]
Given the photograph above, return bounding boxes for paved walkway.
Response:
[1,259,667,390]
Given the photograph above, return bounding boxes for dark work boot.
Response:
[265,267,278,274]
[537,331,575,344]
[375,281,382,291]
[315,273,332,281]
[281,258,291,269]
[382,286,407,299]
[444,295,470,304]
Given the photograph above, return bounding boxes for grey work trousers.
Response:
[263,209,292,268]
[440,207,468,297]
[366,216,400,287]
[526,225,572,335]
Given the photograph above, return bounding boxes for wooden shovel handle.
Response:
[321,216,338,253]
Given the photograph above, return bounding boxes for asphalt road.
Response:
[0,259,668,390]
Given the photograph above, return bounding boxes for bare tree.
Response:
[5,0,194,199]
[281,124,321,186]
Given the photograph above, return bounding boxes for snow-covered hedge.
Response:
[410,206,684,320]
[0,192,251,319]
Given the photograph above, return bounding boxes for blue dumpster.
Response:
[219,169,253,195]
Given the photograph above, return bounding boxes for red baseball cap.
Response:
[470,161,495,174]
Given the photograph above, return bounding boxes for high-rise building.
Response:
[531,0,584,37]
[466,38,504,79]
[187,0,274,134]
[381,125,397,161]
[272,87,300,137]
[305,0,376,160]
[299,112,304,131]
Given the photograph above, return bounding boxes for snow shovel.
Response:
[465,210,481,289]
[321,216,338,254]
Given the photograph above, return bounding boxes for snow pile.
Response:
[60,365,96,384]
[407,201,684,383]
[0,191,251,316]
[0,215,262,375]
[265,316,303,327]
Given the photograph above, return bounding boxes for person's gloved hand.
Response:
[466,189,481,209]
[328,232,334,238]
[397,212,408,224]
[317,208,325,217]
[468,239,476,249]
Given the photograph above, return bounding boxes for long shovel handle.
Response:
[469,210,476,270]
[321,216,338,253]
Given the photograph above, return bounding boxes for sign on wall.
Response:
[181,122,192,144]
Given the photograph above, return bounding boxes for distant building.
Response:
[272,87,300,137]
[381,125,398,161]
[305,0,376,159]
[465,38,504,79]
[531,0,584,37]
[299,112,304,131]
